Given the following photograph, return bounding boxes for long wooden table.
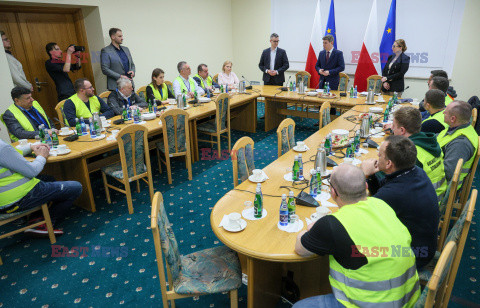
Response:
[210,99,414,307]
[16,91,259,212]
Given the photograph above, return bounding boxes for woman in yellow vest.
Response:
[146,68,175,104]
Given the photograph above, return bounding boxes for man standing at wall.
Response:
[1,30,32,90]
[258,33,290,86]
[315,35,345,90]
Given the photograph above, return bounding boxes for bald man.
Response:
[294,164,419,307]
[437,100,479,187]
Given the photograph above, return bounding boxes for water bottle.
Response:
[383,108,389,123]
[353,86,358,98]
[310,169,318,198]
[80,117,87,135]
[293,81,296,92]
[45,129,53,148]
[324,134,332,155]
[133,107,140,123]
[354,130,361,152]
[75,118,82,136]
[148,98,153,113]
[51,130,59,149]
[350,85,354,97]
[287,191,296,223]
[279,194,289,227]
[122,106,128,120]
[326,82,330,94]
[89,118,96,138]
[254,183,263,218]
[316,167,323,194]
[38,124,45,143]
[298,154,304,180]
[289,81,293,91]
[292,155,300,181]
[93,113,102,134]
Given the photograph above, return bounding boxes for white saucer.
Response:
[314,191,331,202]
[248,175,266,183]
[310,209,332,222]
[277,219,304,232]
[242,207,267,220]
[58,130,74,136]
[376,100,386,103]
[91,134,106,140]
[223,219,247,232]
[102,123,111,128]
[293,146,308,152]
[50,148,71,156]
[198,97,211,103]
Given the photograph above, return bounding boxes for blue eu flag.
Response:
[379,0,396,70]
[325,0,337,49]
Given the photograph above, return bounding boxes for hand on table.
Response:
[360,158,379,178]
[31,144,50,158]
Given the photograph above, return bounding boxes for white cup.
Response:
[289,214,299,225]
[111,129,120,137]
[252,169,262,181]
[228,213,242,230]
[313,206,331,221]
[244,201,253,211]
[18,139,28,146]
[343,157,354,164]
[60,127,70,134]
[296,141,305,150]
[57,144,67,152]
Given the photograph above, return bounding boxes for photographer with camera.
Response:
[45,42,83,101]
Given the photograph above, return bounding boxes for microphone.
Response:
[241,75,253,90]
[280,75,291,91]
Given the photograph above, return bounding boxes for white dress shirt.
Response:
[172,76,205,97]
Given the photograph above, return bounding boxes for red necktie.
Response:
[326,51,330,63]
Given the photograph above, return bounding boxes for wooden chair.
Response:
[471,108,477,128]
[156,109,192,184]
[197,94,231,159]
[213,74,219,84]
[415,241,457,308]
[339,72,349,92]
[136,86,147,100]
[98,91,111,99]
[319,101,332,129]
[164,81,174,97]
[0,203,56,265]
[276,118,296,157]
[437,159,462,250]
[295,71,311,88]
[231,136,255,188]
[150,191,241,308]
[101,124,154,214]
[366,75,383,93]
[55,99,67,127]
[454,136,480,214]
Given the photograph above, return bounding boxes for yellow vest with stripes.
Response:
[416,145,447,202]
[147,83,168,101]
[175,77,196,94]
[66,94,101,124]
[5,101,52,142]
[193,74,213,88]
[329,197,420,307]
[421,109,448,130]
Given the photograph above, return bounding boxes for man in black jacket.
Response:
[360,135,439,269]
[258,33,289,86]
[107,77,147,115]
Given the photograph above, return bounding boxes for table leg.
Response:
[246,257,283,308]
[231,98,257,133]
[264,98,286,132]
[62,157,96,212]
[189,119,199,162]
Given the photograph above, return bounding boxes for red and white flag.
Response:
[354,0,381,92]
[305,0,322,89]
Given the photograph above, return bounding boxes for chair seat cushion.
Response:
[173,245,242,294]
[197,120,217,133]
[418,250,441,282]
[101,162,146,181]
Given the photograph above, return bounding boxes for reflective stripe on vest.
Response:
[6,101,52,142]
[437,125,479,191]
[421,109,448,130]
[415,145,447,200]
[328,197,420,307]
[175,77,196,93]
[193,74,213,88]
[0,167,40,208]
[67,94,101,122]
[148,83,168,101]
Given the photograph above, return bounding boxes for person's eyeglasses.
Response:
[272,40,279,43]
[82,86,94,90]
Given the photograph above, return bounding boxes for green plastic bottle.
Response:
[254,183,263,218]
[292,155,300,181]
[75,118,82,136]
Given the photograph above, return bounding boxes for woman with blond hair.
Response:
[217,61,239,90]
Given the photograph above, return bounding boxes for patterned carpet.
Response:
[0,102,478,307]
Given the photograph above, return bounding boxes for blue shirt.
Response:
[114,45,130,75]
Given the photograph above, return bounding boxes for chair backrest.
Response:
[231,136,255,187]
[319,101,332,129]
[98,91,111,99]
[276,118,296,157]
[116,124,151,180]
[471,108,478,128]
[151,191,182,298]
[457,136,480,207]
[164,81,174,97]
[366,75,383,93]
[136,86,147,100]
[438,158,463,250]
[443,189,477,305]
[160,109,190,156]
[339,72,349,92]
[55,99,67,127]
[421,241,457,308]
[213,93,230,133]
[295,71,311,88]
[213,74,219,84]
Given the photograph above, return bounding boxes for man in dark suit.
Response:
[315,35,345,90]
[101,28,135,91]
[258,33,289,86]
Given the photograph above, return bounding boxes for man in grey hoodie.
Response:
[1,30,32,90]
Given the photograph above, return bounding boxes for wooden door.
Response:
[0,7,95,123]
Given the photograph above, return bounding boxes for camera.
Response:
[69,44,85,52]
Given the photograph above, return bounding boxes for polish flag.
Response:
[305,0,322,89]
[354,0,382,92]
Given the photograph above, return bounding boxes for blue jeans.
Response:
[3,178,82,225]
[293,293,344,308]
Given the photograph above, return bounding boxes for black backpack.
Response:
[468,96,480,135]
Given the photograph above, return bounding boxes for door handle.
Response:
[34,77,48,92]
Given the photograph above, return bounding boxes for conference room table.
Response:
[14,91,259,212]
[210,98,413,307]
